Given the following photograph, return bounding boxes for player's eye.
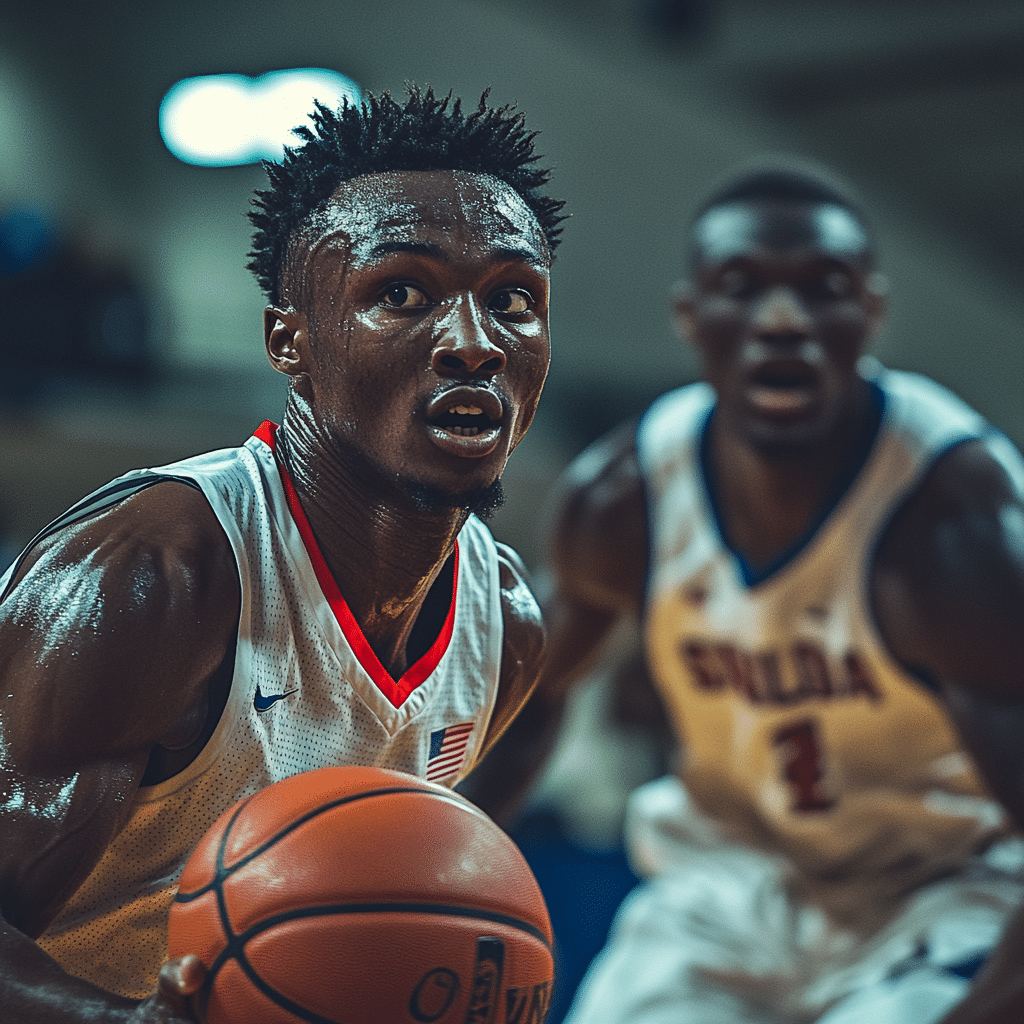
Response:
[802,271,854,301]
[488,289,532,315]
[380,284,430,309]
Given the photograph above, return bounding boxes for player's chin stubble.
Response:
[403,477,506,520]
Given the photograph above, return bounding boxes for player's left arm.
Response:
[473,542,546,764]
[872,433,1024,1024]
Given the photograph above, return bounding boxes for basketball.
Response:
[167,766,554,1024]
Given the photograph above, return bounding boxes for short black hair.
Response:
[248,85,567,304]
[690,156,874,257]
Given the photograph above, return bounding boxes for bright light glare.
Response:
[159,69,360,167]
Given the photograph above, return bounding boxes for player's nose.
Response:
[750,285,813,337]
[430,297,506,377]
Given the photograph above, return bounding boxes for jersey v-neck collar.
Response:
[253,421,459,708]
[697,381,886,587]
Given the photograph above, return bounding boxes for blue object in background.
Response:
[511,809,639,1024]
[0,206,54,274]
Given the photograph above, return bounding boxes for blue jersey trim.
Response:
[699,380,887,588]
[863,421,1003,695]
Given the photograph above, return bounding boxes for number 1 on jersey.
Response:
[773,717,834,812]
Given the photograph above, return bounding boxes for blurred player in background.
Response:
[468,158,1024,1024]
[0,86,564,1023]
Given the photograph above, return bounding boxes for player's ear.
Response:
[864,272,888,341]
[264,306,310,377]
[670,281,698,345]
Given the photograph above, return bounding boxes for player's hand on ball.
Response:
[131,955,206,1023]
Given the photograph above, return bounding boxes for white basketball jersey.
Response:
[18,422,505,997]
[637,367,1007,919]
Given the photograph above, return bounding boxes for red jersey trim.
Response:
[253,421,459,708]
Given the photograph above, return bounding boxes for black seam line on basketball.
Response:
[232,902,552,949]
[202,933,346,1024]
[209,795,254,1024]
[217,800,253,938]
[172,791,264,905]
[226,943,351,1024]
[188,797,255,1020]
[172,786,494,904]
[199,898,551,1008]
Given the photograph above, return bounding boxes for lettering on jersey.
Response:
[773,718,834,812]
[505,981,551,1024]
[680,640,881,707]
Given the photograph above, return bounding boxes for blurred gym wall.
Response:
[0,0,1021,564]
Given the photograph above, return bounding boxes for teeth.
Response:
[448,405,484,416]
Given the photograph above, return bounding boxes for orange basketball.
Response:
[167,766,554,1024]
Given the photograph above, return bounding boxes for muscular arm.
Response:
[461,421,650,824]
[871,435,1024,1024]
[0,482,240,1023]
[465,542,545,769]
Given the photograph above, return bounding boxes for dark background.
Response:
[1,1,1021,1018]
[0,0,1021,566]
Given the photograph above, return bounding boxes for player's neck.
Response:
[710,381,880,570]
[275,408,467,679]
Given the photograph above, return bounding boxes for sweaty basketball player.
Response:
[469,160,1024,1023]
[0,87,565,1023]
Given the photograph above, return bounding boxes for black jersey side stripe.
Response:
[0,473,202,602]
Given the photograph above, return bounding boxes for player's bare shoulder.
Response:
[475,540,546,756]
[0,479,241,762]
[871,432,1024,700]
[550,418,648,613]
[0,479,242,938]
[495,540,545,683]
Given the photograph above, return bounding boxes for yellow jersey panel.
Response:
[637,367,1006,917]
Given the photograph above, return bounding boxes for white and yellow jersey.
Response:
[8,422,504,997]
[636,366,1007,917]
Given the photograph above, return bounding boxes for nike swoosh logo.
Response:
[254,685,297,713]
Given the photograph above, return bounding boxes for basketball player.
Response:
[0,87,564,1022]
[470,161,1024,1023]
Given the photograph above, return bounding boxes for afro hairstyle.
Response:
[247,85,567,304]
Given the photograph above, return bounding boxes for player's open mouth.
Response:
[432,405,496,437]
[747,364,818,416]
[425,387,504,457]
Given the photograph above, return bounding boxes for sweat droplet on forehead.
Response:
[693,201,871,267]
[317,170,545,264]
[454,175,539,240]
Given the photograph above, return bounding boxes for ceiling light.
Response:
[159,69,360,167]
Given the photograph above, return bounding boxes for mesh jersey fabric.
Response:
[5,425,504,998]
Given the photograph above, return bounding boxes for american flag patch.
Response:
[426,722,474,782]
